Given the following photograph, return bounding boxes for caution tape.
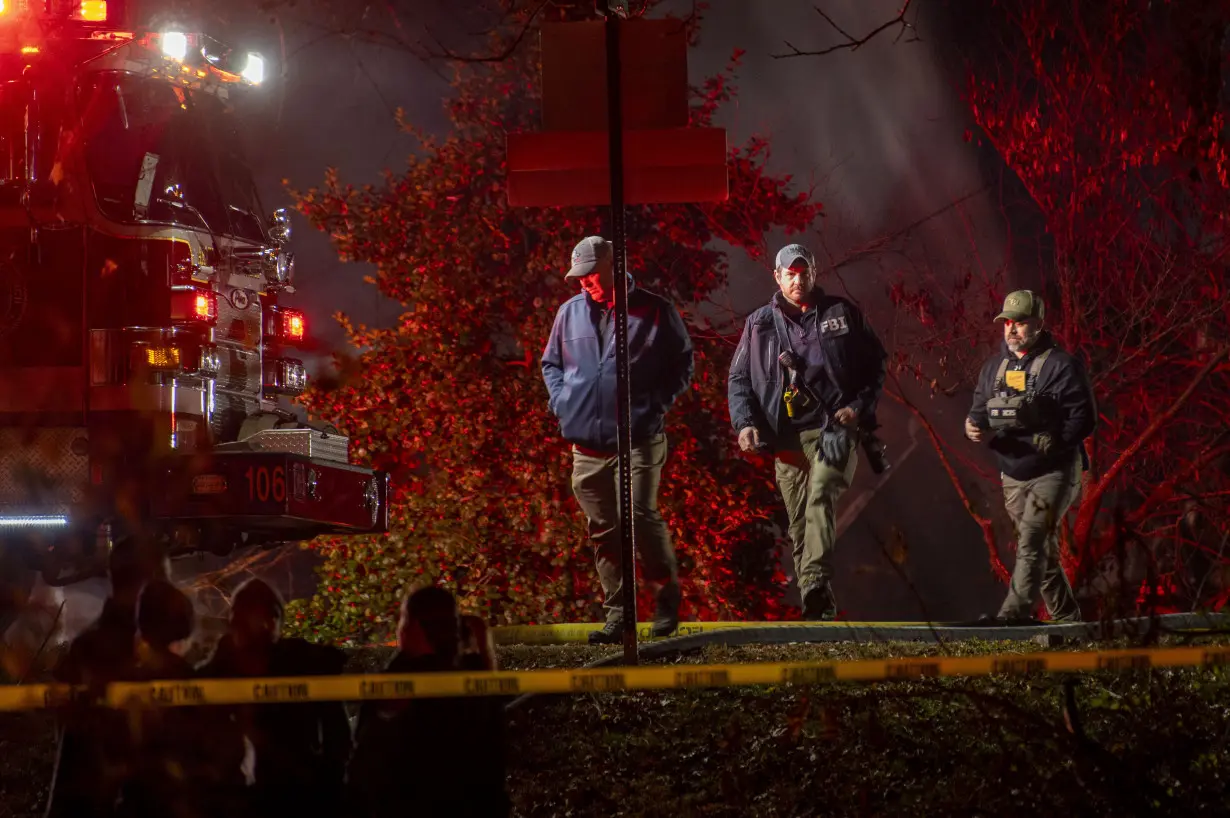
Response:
[4,644,1230,712]
[490,620,921,645]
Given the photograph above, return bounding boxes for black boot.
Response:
[588,620,623,645]
[651,583,681,638]
[802,584,837,621]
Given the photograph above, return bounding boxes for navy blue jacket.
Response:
[728,290,886,446]
[542,279,693,451]
[968,332,1097,481]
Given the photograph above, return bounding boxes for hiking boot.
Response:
[802,584,837,621]
[588,620,623,645]
[651,582,681,638]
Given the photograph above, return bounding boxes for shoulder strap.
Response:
[1025,347,1054,398]
[1028,346,1057,378]
[1028,347,1054,380]
[994,357,1010,388]
[770,304,793,356]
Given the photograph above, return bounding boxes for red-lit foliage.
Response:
[892,0,1230,613]
[283,9,821,642]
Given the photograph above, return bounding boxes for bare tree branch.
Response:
[423,0,553,63]
[773,0,919,59]
[1074,346,1230,553]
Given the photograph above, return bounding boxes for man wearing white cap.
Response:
[542,236,694,644]
[728,244,887,620]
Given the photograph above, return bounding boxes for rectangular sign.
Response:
[506,128,727,206]
[541,19,689,131]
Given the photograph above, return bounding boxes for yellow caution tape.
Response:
[490,620,920,645]
[3,645,1230,712]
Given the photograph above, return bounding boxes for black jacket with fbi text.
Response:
[728,290,887,447]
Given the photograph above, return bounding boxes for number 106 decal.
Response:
[244,465,287,503]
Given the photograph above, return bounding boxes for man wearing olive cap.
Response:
[727,243,887,620]
[541,236,694,644]
[965,290,1097,624]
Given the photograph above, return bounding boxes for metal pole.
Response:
[601,1,637,666]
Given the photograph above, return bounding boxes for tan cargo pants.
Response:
[774,427,858,596]
[571,434,678,624]
[997,450,1083,621]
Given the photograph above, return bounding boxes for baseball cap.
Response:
[995,290,1045,322]
[775,243,816,272]
[566,236,613,279]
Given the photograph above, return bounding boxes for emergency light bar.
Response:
[0,0,109,22]
[152,30,267,86]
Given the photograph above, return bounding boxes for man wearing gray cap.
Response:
[965,289,1096,624]
[542,236,694,644]
[728,243,887,620]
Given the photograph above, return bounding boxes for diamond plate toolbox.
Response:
[242,429,350,463]
[0,427,89,506]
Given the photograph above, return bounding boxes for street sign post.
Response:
[508,3,728,665]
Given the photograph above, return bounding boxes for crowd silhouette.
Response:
[43,539,510,818]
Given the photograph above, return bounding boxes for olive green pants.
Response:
[774,427,858,596]
[997,451,1083,621]
[571,434,678,624]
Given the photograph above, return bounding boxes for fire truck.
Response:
[0,1,388,616]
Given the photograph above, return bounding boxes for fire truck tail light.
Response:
[170,288,217,324]
[73,0,107,21]
[265,307,306,344]
[265,358,307,397]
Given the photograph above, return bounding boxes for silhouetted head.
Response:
[137,579,194,651]
[229,578,284,650]
[108,539,170,606]
[398,585,461,662]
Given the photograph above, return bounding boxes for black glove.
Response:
[1031,432,1054,455]
[819,426,850,468]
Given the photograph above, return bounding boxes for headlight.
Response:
[264,358,307,397]
[242,53,265,84]
[262,248,295,288]
[275,250,294,285]
[162,32,188,61]
[197,344,222,377]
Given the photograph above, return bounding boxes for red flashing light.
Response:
[283,310,305,342]
[265,306,307,345]
[170,288,217,324]
[194,293,212,320]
